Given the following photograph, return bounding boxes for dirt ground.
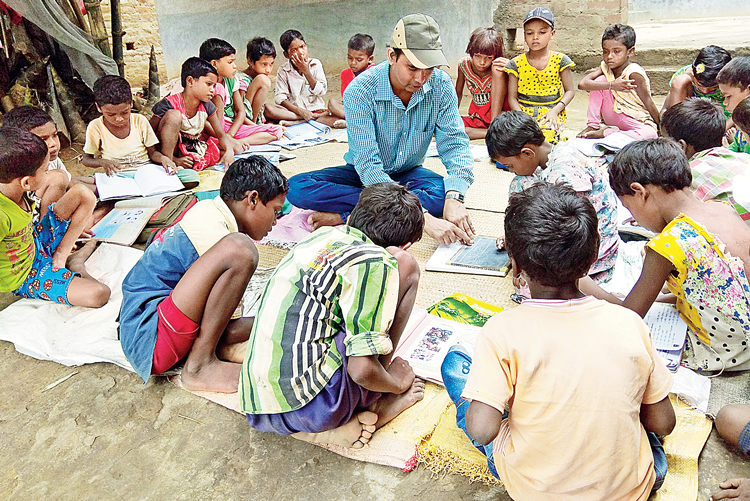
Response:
[1,77,749,501]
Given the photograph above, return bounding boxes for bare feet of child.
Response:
[577,126,607,139]
[332,119,347,129]
[216,340,248,364]
[64,239,98,275]
[279,119,306,127]
[292,411,378,449]
[181,358,241,393]
[369,378,426,428]
[308,211,344,230]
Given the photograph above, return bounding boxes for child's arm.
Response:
[579,248,674,317]
[661,74,693,113]
[507,74,521,111]
[466,400,505,445]
[631,73,661,125]
[146,145,177,174]
[455,68,465,107]
[640,396,676,436]
[81,153,123,176]
[347,354,415,394]
[539,67,575,130]
[227,89,247,137]
[205,110,239,167]
[490,59,508,122]
[577,67,604,90]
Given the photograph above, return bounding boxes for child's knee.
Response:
[254,74,271,90]
[160,109,183,131]
[90,282,111,307]
[69,183,97,209]
[716,404,750,445]
[220,233,259,272]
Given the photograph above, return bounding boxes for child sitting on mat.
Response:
[240,183,425,449]
[581,139,750,372]
[0,127,110,307]
[441,182,675,499]
[487,111,619,284]
[577,24,659,140]
[328,33,376,128]
[119,157,287,393]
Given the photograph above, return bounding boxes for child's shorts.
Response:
[738,420,750,456]
[13,204,78,305]
[152,293,200,375]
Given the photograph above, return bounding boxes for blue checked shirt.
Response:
[343,61,474,195]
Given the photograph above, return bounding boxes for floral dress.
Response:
[647,213,750,371]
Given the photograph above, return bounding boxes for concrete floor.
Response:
[1,77,749,501]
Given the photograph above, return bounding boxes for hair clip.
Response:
[695,63,706,74]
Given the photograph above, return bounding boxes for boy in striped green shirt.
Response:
[240,183,425,448]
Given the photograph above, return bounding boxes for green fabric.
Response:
[670,65,729,118]
[0,193,34,292]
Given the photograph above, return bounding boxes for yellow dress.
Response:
[504,51,575,143]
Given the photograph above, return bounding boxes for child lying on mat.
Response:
[441,182,675,500]
[0,128,110,308]
[239,183,425,449]
[580,139,750,372]
[119,156,287,393]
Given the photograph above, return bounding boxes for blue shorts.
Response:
[13,204,78,305]
[739,420,750,455]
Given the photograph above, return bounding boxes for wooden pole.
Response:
[49,65,87,143]
[110,0,124,77]
[145,45,160,109]
[67,0,91,35]
[83,0,111,58]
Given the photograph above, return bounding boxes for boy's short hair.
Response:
[247,37,276,62]
[717,55,750,89]
[220,156,289,205]
[348,183,424,248]
[348,34,375,57]
[608,138,692,197]
[486,111,545,158]
[504,182,599,287]
[601,24,636,50]
[0,127,48,182]
[660,98,725,152]
[280,30,304,53]
[694,45,732,88]
[1,105,53,131]
[181,57,219,88]
[199,38,236,62]
[465,27,504,59]
[92,75,132,107]
[732,96,750,133]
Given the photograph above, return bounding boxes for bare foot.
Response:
[279,119,306,127]
[216,340,248,364]
[181,357,241,393]
[577,126,607,139]
[369,378,426,428]
[308,211,344,230]
[91,201,115,226]
[332,119,346,129]
[175,156,194,169]
[292,411,378,448]
[65,239,99,273]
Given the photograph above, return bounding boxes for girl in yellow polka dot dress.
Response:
[504,7,576,143]
[582,139,750,372]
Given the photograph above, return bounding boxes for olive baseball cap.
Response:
[523,7,555,29]
[389,14,449,69]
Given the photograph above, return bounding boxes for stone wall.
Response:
[494,0,628,70]
[97,0,167,92]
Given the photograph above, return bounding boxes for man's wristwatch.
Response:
[445,192,465,203]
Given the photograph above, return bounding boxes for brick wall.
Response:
[97,0,167,92]
[494,0,628,69]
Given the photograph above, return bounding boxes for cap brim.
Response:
[402,47,449,69]
[523,16,554,28]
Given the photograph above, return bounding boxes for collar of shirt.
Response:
[280,58,319,77]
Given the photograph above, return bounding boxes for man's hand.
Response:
[712,478,750,500]
[386,356,416,394]
[424,212,472,245]
[442,197,475,242]
[102,159,123,176]
[610,75,636,92]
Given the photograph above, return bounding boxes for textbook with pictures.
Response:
[91,193,182,246]
[94,163,185,201]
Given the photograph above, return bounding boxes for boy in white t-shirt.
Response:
[441,182,675,500]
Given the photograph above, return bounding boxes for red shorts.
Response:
[152,294,200,375]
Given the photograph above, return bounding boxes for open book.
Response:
[271,120,347,150]
[95,163,184,201]
[91,193,182,246]
[570,131,636,157]
[617,198,655,239]
[644,303,689,372]
[426,236,511,276]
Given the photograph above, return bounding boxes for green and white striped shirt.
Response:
[240,226,399,414]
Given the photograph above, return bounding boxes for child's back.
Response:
[470,297,670,499]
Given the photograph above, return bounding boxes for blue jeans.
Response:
[440,346,668,491]
[286,164,446,221]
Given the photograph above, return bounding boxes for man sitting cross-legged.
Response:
[239,183,426,448]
